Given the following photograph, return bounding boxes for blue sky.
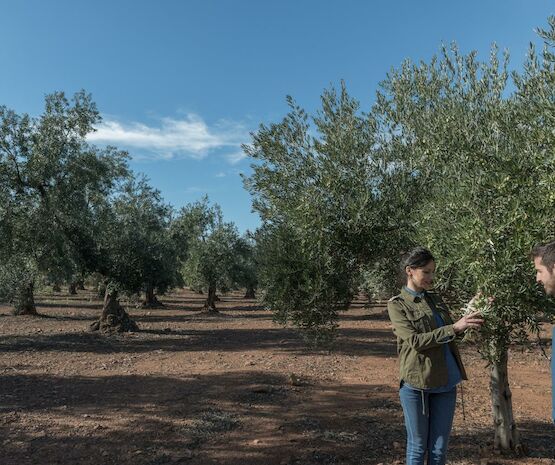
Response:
[0,0,553,232]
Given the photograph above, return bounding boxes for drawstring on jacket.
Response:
[459,383,466,421]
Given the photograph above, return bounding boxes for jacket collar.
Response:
[401,286,426,303]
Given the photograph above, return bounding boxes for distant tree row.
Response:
[0,92,258,331]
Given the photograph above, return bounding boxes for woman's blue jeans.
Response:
[399,383,457,465]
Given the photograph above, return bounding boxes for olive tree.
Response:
[374,42,555,451]
[89,176,181,331]
[116,177,179,308]
[175,197,242,312]
[0,91,128,315]
[233,232,259,299]
[244,84,402,344]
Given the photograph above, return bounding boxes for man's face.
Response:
[534,256,555,296]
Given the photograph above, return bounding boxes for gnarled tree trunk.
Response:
[13,281,37,316]
[142,284,164,308]
[203,284,218,313]
[244,285,256,299]
[97,282,107,299]
[490,349,522,454]
[90,288,138,333]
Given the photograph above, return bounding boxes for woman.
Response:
[387,247,483,465]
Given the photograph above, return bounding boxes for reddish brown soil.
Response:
[0,289,553,465]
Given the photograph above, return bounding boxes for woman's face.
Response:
[406,260,436,291]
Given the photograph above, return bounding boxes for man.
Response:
[531,241,555,424]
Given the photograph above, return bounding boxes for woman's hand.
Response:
[453,311,484,334]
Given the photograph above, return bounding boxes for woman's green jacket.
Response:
[387,287,467,389]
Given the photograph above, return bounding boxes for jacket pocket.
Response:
[405,309,431,332]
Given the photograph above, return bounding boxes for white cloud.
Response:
[88,114,247,161]
[225,150,247,165]
[215,172,226,178]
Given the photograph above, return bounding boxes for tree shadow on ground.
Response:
[158,297,208,305]
[34,293,98,301]
[0,372,403,465]
[0,327,396,357]
[31,312,99,322]
[333,328,396,356]
[35,302,105,311]
[131,312,272,324]
[155,302,263,313]
[220,305,265,312]
[449,420,555,463]
[214,312,273,320]
[339,312,391,323]
[2,371,551,465]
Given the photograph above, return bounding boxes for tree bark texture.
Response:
[68,282,77,295]
[143,285,163,307]
[97,282,107,299]
[13,281,37,315]
[90,288,139,333]
[203,285,218,313]
[244,286,256,299]
[490,350,523,454]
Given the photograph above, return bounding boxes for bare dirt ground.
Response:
[0,289,553,465]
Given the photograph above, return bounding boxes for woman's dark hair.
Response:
[400,247,435,274]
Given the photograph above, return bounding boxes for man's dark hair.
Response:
[531,240,555,270]
[400,247,435,272]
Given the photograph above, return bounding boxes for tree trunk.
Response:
[244,286,256,299]
[77,279,85,290]
[52,283,61,293]
[68,282,77,295]
[490,350,523,454]
[13,281,37,316]
[203,285,218,313]
[143,284,164,308]
[89,288,139,333]
[97,282,107,299]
